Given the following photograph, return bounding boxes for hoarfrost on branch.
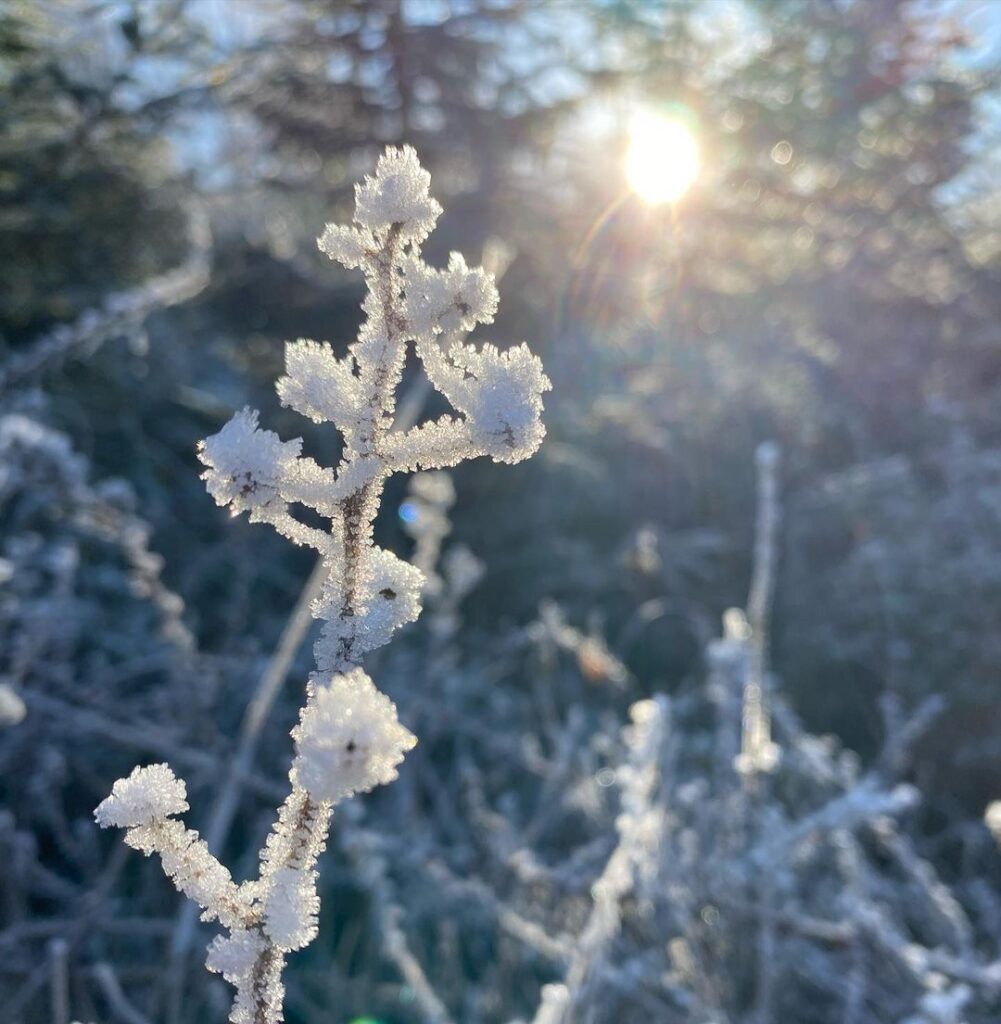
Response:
[95,145,549,1024]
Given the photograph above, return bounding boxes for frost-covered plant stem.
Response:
[532,697,669,1024]
[95,147,549,1024]
[236,222,409,1017]
[0,205,210,392]
[738,441,781,780]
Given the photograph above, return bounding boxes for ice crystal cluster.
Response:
[95,146,548,1024]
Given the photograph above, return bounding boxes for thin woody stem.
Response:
[244,222,409,1017]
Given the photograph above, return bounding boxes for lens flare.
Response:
[625,112,700,205]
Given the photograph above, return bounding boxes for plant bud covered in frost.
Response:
[404,252,498,336]
[197,408,302,516]
[312,548,424,670]
[293,668,416,804]
[316,223,371,268]
[206,929,267,984]
[433,342,550,464]
[206,930,279,1024]
[276,339,364,427]
[352,145,442,242]
[262,866,320,950]
[94,763,188,827]
[95,766,248,933]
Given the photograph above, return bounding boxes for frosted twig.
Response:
[92,962,154,1024]
[750,777,919,866]
[532,696,668,1024]
[342,826,455,1024]
[48,937,69,1024]
[171,235,512,973]
[96,146,548,1024]
[738,441,781,779]
[0,206,210,392]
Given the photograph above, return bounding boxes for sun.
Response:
[625,111,701,205]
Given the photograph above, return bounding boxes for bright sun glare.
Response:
[625,112,701,205]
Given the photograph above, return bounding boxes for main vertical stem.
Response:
[244,223,408,1023]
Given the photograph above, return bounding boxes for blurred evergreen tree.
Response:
[0,0,213,340]
[533,0,1001,764]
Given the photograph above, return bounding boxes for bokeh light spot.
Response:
[770,140,793,165]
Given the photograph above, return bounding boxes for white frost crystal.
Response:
[262,866,320,951]
[352,145,442,241]
[197,408,302,516]
[405,251,498,335]
[276,339,364,427]
[94,763,188,827]
[317,223,372,268]
[206,929,267,983]
[312,547,424,671]
[294,668,417,803]
[426,341,550,463]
